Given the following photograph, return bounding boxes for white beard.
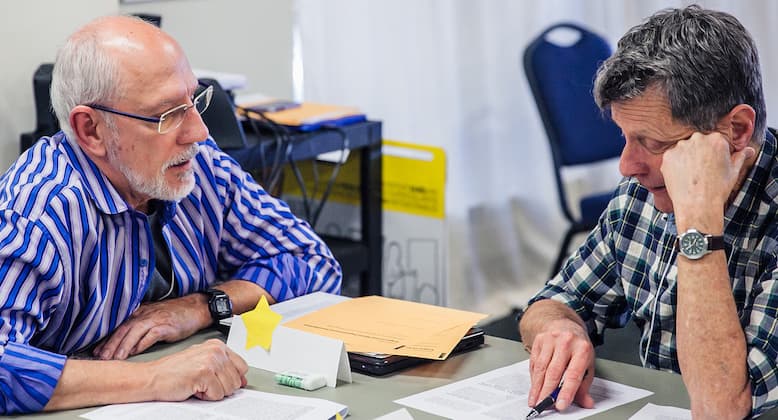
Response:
[105,137,198,202]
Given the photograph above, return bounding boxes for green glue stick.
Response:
[274,371,327,391]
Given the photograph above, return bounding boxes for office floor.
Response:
[481,308,642,366]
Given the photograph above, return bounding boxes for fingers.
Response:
[95,299,203,360]
[131,327,169,356]
[117,321,164,359]
[574,369,596,409]
[95,318,168,360]
[150,339,248,402]
[196,367,237,401]
[191,340,247,401]
[526,330,595,413]
[731,146,755,171]
[556,358,592,411]
[94,323,132,359]
[661,131,744,210]
[528,337,554,405]
[227,346,250,382]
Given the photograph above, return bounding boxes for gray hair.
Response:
[50,17,130,141]
[594,5,766,143]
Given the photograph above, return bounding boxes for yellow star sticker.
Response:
[241,295,282,350]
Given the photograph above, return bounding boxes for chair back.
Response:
[198,78,247,150]
[524,23,623,167]
[524,23,624,231]
[20,63,59,153]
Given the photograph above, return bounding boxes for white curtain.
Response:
[294,0,778,316]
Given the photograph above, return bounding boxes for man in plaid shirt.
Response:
[520,6,778,419]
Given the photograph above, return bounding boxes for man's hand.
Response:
[147,339,248,401]
[521,300,596,412]
[527,320,595,411]
[94,293,210,360]
[45,339,249,411]
[661,131,754,218]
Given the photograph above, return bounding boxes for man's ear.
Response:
[722,104,756,151]
[69,105,109,158]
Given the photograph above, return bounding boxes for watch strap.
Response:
[707,234,725,251]
[674,230,725,254]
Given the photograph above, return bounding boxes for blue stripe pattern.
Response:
[0,133,341,414]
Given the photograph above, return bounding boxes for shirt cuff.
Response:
[0,341,66,414]
[748,345,778,417]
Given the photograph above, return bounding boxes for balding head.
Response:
[51,15,189,141]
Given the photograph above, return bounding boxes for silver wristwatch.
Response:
[675,228,725,260]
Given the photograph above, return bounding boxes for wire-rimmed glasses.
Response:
[86,81,213,134]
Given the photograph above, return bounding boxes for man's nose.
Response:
[618,139,645,177]
[179,107,210,144]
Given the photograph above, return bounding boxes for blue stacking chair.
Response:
[523,23,625,277]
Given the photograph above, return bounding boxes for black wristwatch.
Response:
[201,288,233,323]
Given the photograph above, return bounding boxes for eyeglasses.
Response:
[86,81,213,134]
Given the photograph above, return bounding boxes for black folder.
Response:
[347,327,485,376]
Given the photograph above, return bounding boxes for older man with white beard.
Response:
[0,15,341,414]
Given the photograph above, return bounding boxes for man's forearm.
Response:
[676,253,752,418]
[45,359,154,411]
[47,339,247,412]
[217,279,274,315]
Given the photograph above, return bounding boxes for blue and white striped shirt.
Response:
[0,132,341,414]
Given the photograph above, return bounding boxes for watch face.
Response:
[208,292,233,320]
[680,231,707,259]
[213,297,231,315]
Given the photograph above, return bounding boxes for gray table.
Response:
[10,331,690,419]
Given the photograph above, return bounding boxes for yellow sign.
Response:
[241,295,282,350]
[282,139,446,219]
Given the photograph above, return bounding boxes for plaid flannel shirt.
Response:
[530,130,778,416]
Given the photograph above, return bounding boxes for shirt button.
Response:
[140,259,148,267]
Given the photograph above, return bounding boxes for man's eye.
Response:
[646,141,666,152]
[642,139,677,154]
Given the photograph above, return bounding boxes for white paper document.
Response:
[271,291,351,322]
[395,360,652,420]
[628,403,691,420]
[374,408,416,420]
[80,388,348,420]
[220,292,349,330]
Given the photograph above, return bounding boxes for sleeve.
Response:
[0,212,66,414]
[743,269,778,417]
[204,140,342,302]
[527,184,630,345]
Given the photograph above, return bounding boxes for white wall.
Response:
[0,0,118,172]
[119,0,294,99]
[0,0,294,173]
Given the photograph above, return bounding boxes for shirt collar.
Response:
[58,131,131,215]
[725,131,778,215]
[724,129,778,233]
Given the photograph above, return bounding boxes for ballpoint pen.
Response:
[525,370,588,419]
[525,380,563,419]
